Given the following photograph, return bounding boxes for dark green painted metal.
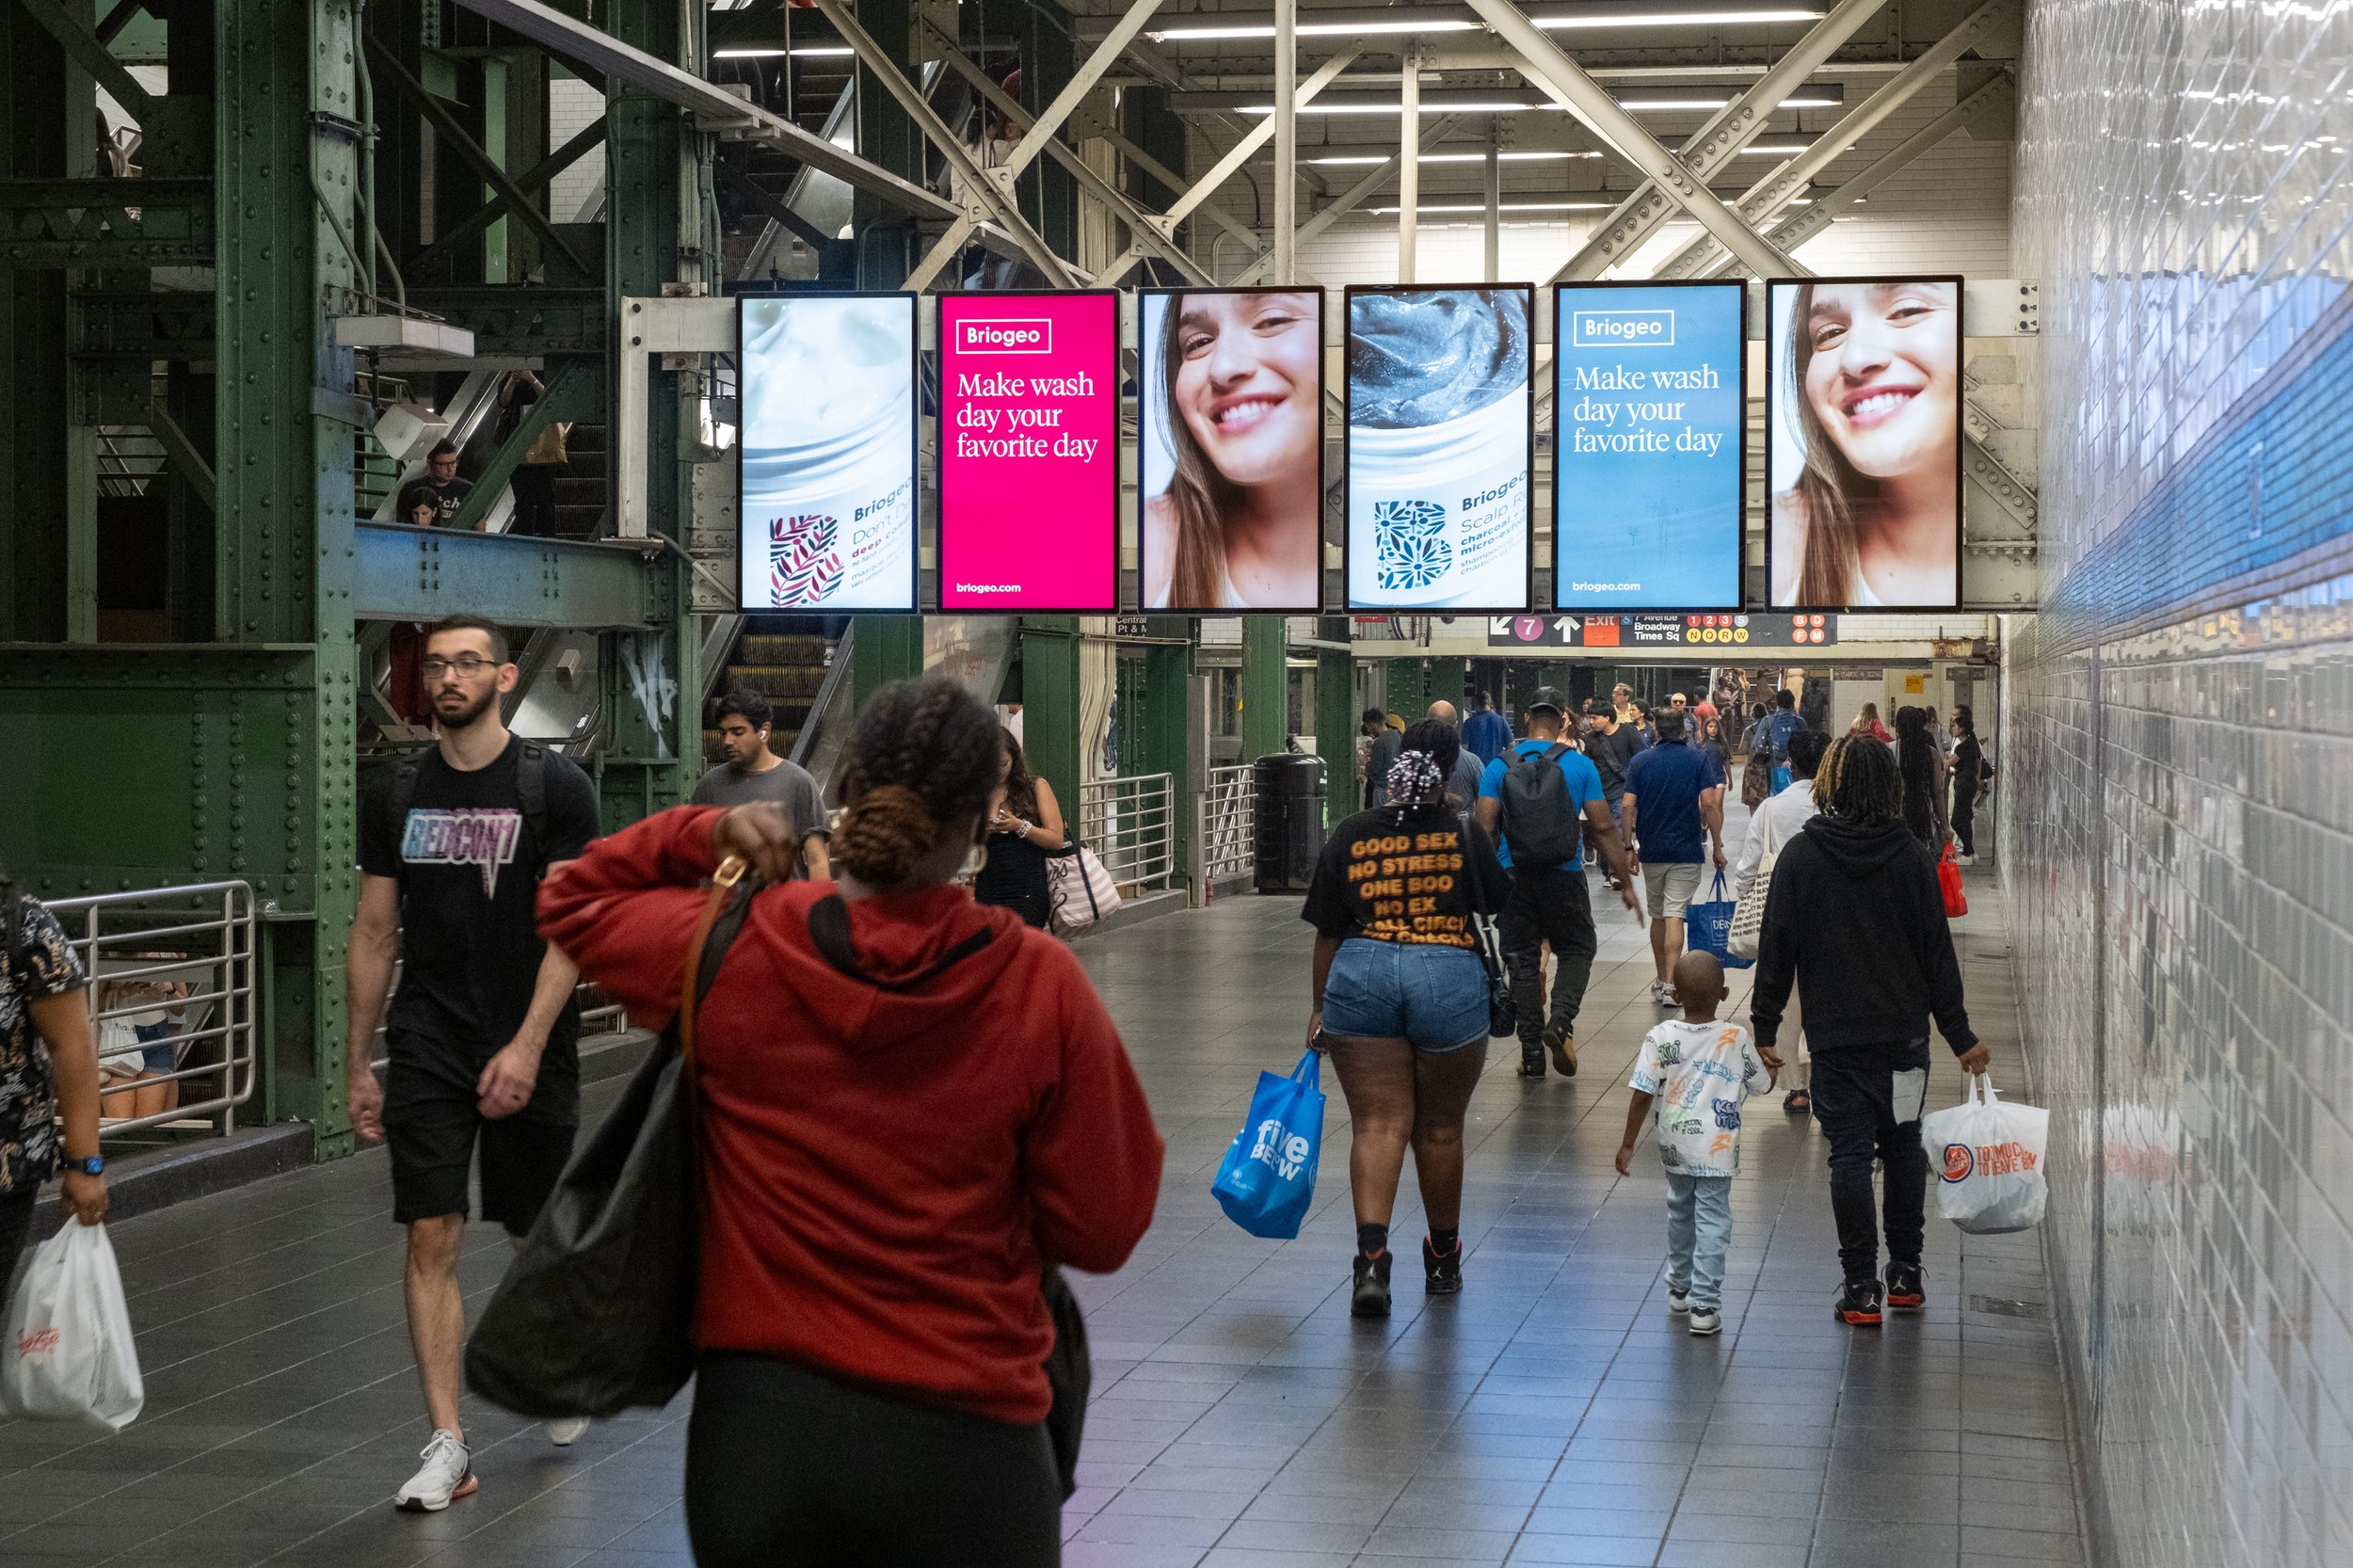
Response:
[445,359,596,532]
[408,286,606,355]
[0,0,72,641]
[1385,656,1431,721]
[1241,614,1287,765]
[0,177,215,265]
[851,614,922,708]
[1020,616,1081,835]
[69,290,216,359]
[13,0,155,120]
[1135,616,1194,881]
[405,114,606,279]
[1316,617,1355,828]
[352,521,671,629]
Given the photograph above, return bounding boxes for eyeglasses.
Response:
[422,655,499,679]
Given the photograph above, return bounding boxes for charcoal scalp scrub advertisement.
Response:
[1344,286,1535,612]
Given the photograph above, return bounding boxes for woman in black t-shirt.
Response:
[1302,719,1512,1320]
[974,729,1064,928]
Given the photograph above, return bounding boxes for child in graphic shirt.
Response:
[1614,950,1779,1336]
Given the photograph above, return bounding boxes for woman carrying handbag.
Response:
[536,677,1163,1567]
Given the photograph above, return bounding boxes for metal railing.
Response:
[45,881,260,1141]
[1201,764,1257,885]
[1079,773,1177,894]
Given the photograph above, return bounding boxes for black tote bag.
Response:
[465,864,754,1419]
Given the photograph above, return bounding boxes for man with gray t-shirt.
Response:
[690,690,831,878]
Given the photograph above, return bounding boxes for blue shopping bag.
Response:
[1687,870,1751,969]
[1210,1049,1326,1240]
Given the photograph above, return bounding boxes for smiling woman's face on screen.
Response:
[1172,291,1320,486]
[1800,280,1958,482]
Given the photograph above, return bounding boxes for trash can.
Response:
[1253,754,1327,893]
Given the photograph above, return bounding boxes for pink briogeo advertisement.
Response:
[937,293,1121,612]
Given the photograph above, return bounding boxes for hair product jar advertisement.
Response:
[1553,280,1744,610]
[1343,285,1534,612]
[1138,289,1325,612]
[1767,277,1962,609]
[737,293,920,612]
[937,291,1121,613]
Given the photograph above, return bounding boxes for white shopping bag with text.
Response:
[2,1222,144,1432]
[1920,1074,2049,1235]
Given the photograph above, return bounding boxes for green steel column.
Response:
[1133,616,1193,880]
[604,0,698,812]
[1316,617,1355,828]
[215,0,363,1138]
[1385,656,1429,721]
[851,615,923,707]
[1240,614,1287,763]
[1020,617,1081,834]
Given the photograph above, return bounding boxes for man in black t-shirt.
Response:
[347,615,600,1512]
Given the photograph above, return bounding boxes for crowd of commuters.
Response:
[0,638,2002,1554]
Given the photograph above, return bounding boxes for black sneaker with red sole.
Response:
[1885,1263,1926,1310]
[1833,1277,1884,1325]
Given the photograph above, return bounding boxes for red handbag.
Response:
[1938,840,1968,919]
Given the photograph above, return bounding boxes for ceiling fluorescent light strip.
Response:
[1149,7,1822,41]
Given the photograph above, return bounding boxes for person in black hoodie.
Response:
[1751,735,1991,1326]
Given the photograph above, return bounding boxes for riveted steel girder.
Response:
[0,177,214,266]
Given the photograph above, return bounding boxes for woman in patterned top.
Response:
[0,874,110,1284]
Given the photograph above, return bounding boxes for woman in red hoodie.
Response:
[539,677,1163,1568]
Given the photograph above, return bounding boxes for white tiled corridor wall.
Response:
[549,74,604,224]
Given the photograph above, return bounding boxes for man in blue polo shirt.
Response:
[1475,687,1641,1080]
[1623,708,1727,1008]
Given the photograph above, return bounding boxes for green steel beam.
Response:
[1240,615,1288,764]
[0,177,214,265]
[11,0,156,121]
[0,0,72,641]
[446,358,597,532]
[1135,616,1194,880]
[1316,617,1354,829]
[1021,617,1081,831]
[408,285,605,354]
[70,290,216,359]
[406,113,606,278]
[353,522,672,629]
[851,614,922,708]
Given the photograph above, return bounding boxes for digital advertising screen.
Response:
[738,292,919,611]
[1137,288,1325,612]
[1343,285,1534,613]
[1766,276,1963,609]
[937,291,1121,612]
[1553,280,1744,610]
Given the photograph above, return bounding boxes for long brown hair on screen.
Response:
[1155,296,1246,608]
[1785,281,1878,606]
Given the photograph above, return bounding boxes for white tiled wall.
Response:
[548,75,604,224]
[2007,3,2353,1565]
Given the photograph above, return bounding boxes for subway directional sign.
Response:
[1484,613,1836,648]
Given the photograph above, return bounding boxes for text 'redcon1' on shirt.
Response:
[1302,802,1509,950]
[358,738,600,1062]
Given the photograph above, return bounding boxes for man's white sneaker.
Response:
[1689,1308,1722,1336]
[1665,1288,1691,1316]
[545,1416,590,1447]
[1957,855,1976,867]
[394,1430,475,1512]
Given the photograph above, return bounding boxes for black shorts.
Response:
[382,1035,578,1236]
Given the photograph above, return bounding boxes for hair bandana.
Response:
[1385,749,1444,808]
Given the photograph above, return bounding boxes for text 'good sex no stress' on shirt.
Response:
[1304,803,1512,950]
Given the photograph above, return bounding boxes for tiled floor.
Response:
[0,830,2087,1568]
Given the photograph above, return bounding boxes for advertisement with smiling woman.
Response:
[1138,289,1326,612]
[1767,278,1963,609]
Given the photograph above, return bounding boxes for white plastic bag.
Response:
[1920,1074,2049,1234]
[2,1222,144,1432]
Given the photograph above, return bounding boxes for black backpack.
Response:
[1497,743,1582,868]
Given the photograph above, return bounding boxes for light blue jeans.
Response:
[1665,1173,1735,1310]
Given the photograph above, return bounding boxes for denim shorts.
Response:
[1321,938,1490,1051]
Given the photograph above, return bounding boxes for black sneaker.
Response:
[1544,1024,1577,1078]
[1885,1262,1926,1311]
[1352,1251,1393,1318]
[1516,1048,1546,1079]
[1833,1276,1884,1326]
[1422,1237,1464,1295]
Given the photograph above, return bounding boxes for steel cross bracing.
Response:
[1093,48,1362,287]
[1228,112,1468,287]
[1460,0,1797,280]
[1552,0,1884,281]
[873,0,1170,289]
[924,37,1212,287]
[1653,0,2021,280]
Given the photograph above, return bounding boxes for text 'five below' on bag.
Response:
[1211,1048,1327,1240]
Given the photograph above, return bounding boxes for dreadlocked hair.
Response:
[833,677,1005,888]
[1814,733,1905,825]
